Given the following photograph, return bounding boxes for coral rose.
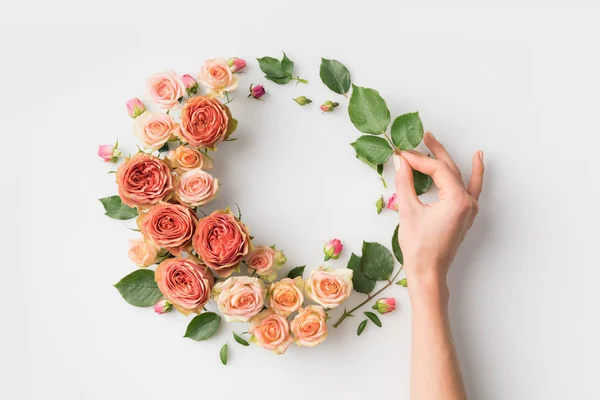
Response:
[197,58,239,97]
[128,237,159,267]
[305,267,353,309]
[155,257,214,315]
[174,169,219,208]
[134,111,180,150]
[116,153,173,208]
[178,95,235,149]
[192,209,251,277]
[245,246,286,282]
[167,146,212,171]
[290,305,328,347]
[249,309,293,355]
[212,276,265,322]
[268,277,304,317]
[146,71,185,109]
[138,203,197,255]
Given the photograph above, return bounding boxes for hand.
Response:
[394,132,484,297]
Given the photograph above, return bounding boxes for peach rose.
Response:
[167,146,213,171]
[134,111,180,150]
[268,277,304,316]
[174,169,219,208]
[155,257,214,315]
[290,305,328,347]
[249,309,293,355]
[147,71,185,109]
[178,95,234,149]
[192,209,251,277]
[128,237,159,267]
[116,153,173,207]
[138,203,197,255]
[212,276,265,322]
[245,246,286,282]
[305,267,353,309]
[197,58,239,97]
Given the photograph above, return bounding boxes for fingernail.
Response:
[393,154,402,170]
[479,151,484,162]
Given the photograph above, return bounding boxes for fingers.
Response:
[400,151,464,193]
[393,154,420,213]
[423,132,460,174]
[466,151,485,200]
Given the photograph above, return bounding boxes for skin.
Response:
[394,132,485,400]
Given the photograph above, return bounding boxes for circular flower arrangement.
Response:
[100,54,431,364]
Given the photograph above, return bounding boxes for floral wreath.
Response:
[99,53,430,363]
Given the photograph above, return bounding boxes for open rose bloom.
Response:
[249,309,293,355]
[178,95,236,149]
[291,305,328,347]
[134,111,180,150]
[213,276,265,322]
[138,203,197,255]
[197,58,239,97]
[174,169,219,208]
[245,246,286,282]
[146,71,185,109]
[306,267,353,309]
[167,146,212,171]
[268,277,304,316]
[116,153,173,208]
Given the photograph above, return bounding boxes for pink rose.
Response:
[320,101,339,112]
[167,146,212,171]
[138,203,197,255]
[178,95,234,149]
[249,309,293,354]
[268,277,304,317]
[227,57,247,73]
[174,169,219,208]
[128,237,159,267]
[387,193,398,211]
[290,305,328,347]
[154,299,172,314]
[248,84,266,100]
[181,74,198,94]
[134,111,180,150]
[324,238,343,261]
[373,298,396,314]
[147,71,185,109]
[192,209,251,277]
[197,58,239,97]
[245,246,286,281]
[212,276,265,322]
[126,98,146,118]
[155,257,214,315]
[306,267,353,309]
[116,153,173,207]
[98,144,121,162]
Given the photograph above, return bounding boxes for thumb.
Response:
[394,154,420,213]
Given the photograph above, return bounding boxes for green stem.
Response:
[382,131,398,151]
[293,77,308,84]
[332,266,403,328]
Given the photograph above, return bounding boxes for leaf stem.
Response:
[382,131,398,151]
[292,77,308,84]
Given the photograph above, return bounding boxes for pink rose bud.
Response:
[248,84,266,100]
[387,193,399,211]
[97,143,122,163]
[372,298,396,314]
[182,74,198,94]
[320,100,339,112]
[324,238,343,261]
[227,57,247,73]
[154,299,172,314]
[126,98,146,118]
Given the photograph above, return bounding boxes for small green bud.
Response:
[293,96,312,106]
[375,195,384,214]
[396,278,408,287]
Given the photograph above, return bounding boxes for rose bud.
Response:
[154,299,173,314]
[372,298,396,314]
[376,195,384,215]
[320,100,339,112]
[97,143,122,163]
[323,238,343,261]
[182,74,198,94]
[248,84,266,100]
[293,96,312,106]
[396,278,408,287]
[227,57,247,73]
[126,98,146,118]
[387,193,399,211]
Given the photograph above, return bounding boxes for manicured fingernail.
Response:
[479,151,484,162]
[393,154,402,170]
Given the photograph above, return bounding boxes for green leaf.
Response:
[348,253,376,294]
[114,269,163,307]
[184,312,221,341]
[414,169,433,195]
[158,143,170,153]
[392,225,404,264]
[287,266,306,279]
[320,58,351,95]
[348,85,391,134]
[281,52,294,76]
[99,196,138,220]
[257,56,287,78]
[266,76,291,85]
[233,332,249,346]
[361,241,394,281]
[351,136,393,165]
[220,344,228,365]
[391,112,424,150]
[364,311,382,327]
[357,319,368,336]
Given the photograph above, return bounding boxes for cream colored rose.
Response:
[212,276,265,322]
[134,111,180,150]
[305,267,353,309]
[174,169,219,208]
[249,309,293,355]
[146,71,185,109]
[245,246,286,282]
[268,277,304,316]
[127,237,158,267]
[290,305,328,347]
[197,58,239,97]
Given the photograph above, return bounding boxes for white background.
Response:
[1,2,599,399]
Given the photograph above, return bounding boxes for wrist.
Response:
[405,267,450,307]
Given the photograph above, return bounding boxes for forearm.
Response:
[408,274,466,400]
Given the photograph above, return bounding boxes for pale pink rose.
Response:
[154,299,172,314]
[128,237,159,267]
[212,276,265,322]
[268,277,304,317]
[134,111,180,150]
[290,305,328,347]
[387,193,398,211]
[155,257,214,315]
[323,238,343,261]
[138,203,197,255]
[182,74,198,90]
[98,144,120,162]
[249,309,293,354]
[147,71,185,109]
[116,153,173,207]
[227,57,246,73]
[167,146,212,171]
[178,95,234,149]
[126,98,146,118]
[197,58,239,97]
[305,267,353,309]
[245,246,286,281]
[174,169,219,208]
